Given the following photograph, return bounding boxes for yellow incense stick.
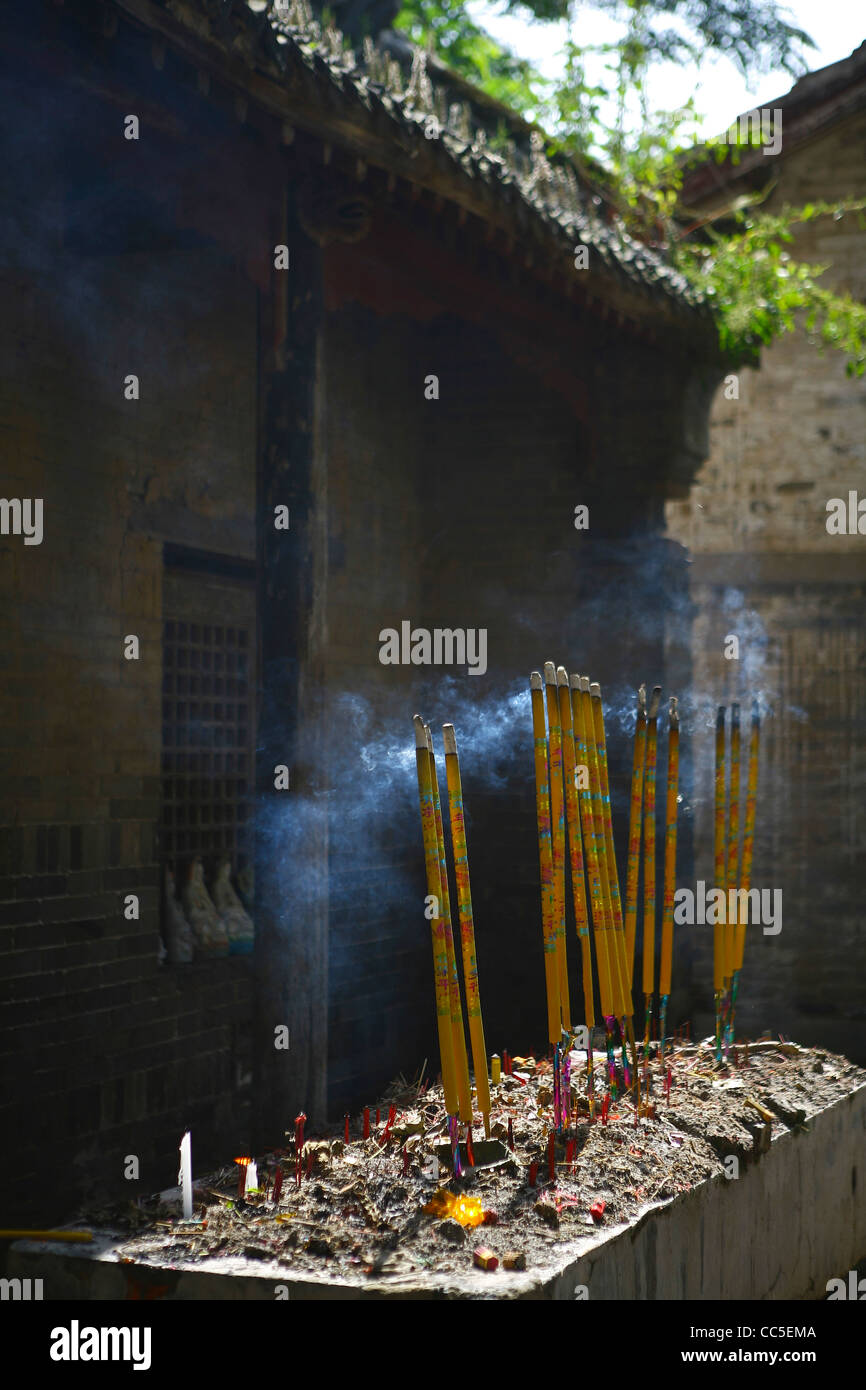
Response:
[414,717,461,1117]
[0,1230,93,1243]
[713,706,727,995]
[724,703,741,983]
[544,661,571,1033]
[531,673,561,1045]
[413,715,458,1115]
[624,685,647,992]
[641,687,661,999]
[591,682,631,1018]
[570,674,614,1017]
[557,666,595,1031]
[734,699,760,972]
[425,725,473,1123]
[659,698,679,998]
[593,680,641,1090]
[580,677,626,1018]
[442,723,491,1135]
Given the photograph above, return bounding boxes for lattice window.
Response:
[161,565,255,882]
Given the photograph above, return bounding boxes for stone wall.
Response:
[665,106,866,1058]
[0,6,262,1222]
[319,202,721,1112]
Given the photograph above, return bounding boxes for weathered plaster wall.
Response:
[665,108,866,1058]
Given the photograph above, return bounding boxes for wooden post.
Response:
[254,192,328,1143]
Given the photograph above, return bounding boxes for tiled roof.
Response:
[116,0,714,322]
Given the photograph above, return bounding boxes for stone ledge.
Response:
[10,1079,865,1300]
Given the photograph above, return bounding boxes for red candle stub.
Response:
[234,1157,250,1200]
[344,1114,350,1143]
[467,1126,475,1167]
[473,1247,499,1272]
[528,1160,538,1188]
[590,1200,605,1221]
[601,1095,610,1126]
[272,1167,283,1204]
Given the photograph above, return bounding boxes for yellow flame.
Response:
[423,1189,485,1227]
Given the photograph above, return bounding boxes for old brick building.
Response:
[666,45,866,1059]
[0,0,725,1223]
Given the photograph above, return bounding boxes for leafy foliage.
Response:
[674,202,866,375]
[393,0,865,373]
[392,0,545,113]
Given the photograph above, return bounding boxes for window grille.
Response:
[161,566,255,883]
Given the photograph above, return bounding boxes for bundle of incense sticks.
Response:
[618,684,679,1066]
[715,699,761,1057]
[528,667,679,1105]
[413,715,491,1138]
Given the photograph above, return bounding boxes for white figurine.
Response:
[165,866,194,964]
[213,857,254,954]
[182,858,228,956]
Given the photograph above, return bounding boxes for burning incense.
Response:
[591,684,625,946]
[731,699,761,1041]
[530,672,561,1046]
[570,674,610,1108]
[578,676,625,1098]
[579,678,622,1014]
[569,675,613,1019]
[0,1230,93,1243]
[713,707,727,1059]
[557,667,594,1037]
[413,715,458,1116]
[658,698,679,1053]
[725,704,741,990]
[544,662,571,1032]
[641,687,661,1054]
[591,681,639,1089]
[443,723,492,1137]
[625,685,647,989]
[425,724,473,1123]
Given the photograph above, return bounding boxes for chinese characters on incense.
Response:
[413,715,491,1139]
[414,683,761,1142]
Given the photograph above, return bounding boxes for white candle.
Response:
[245,1159,258,1194]
[179,1131,193,1219]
